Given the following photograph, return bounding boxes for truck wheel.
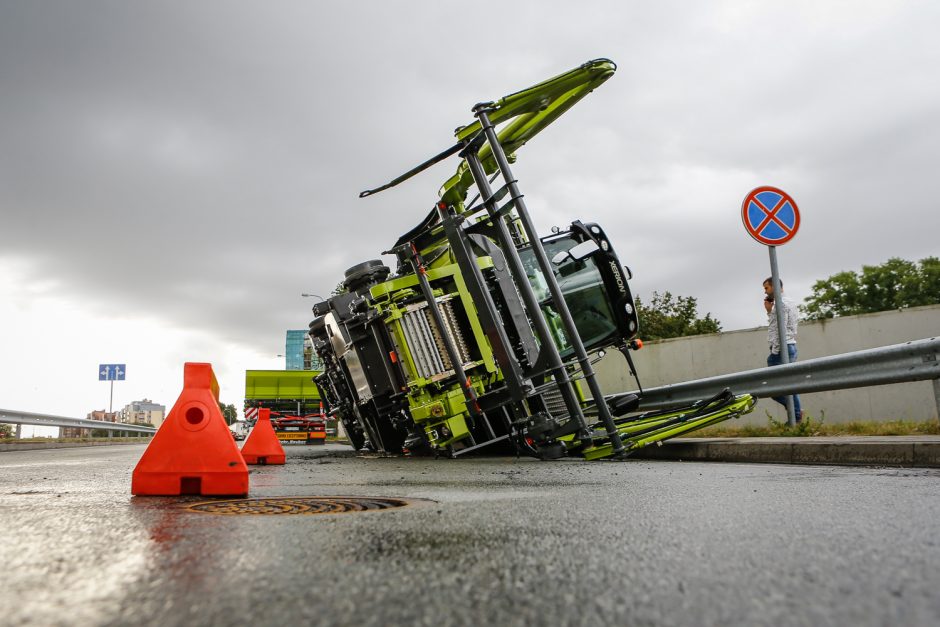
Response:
[343,260,390,292]
[537,442,567,460]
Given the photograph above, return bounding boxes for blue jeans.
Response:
[767,344,802,420]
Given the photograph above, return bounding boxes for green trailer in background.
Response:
[244,370,336,440]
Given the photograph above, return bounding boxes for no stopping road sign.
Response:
[741,186,800,245]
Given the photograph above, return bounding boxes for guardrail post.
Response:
[933,379,940,423]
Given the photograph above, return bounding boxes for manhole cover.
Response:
[184,496,421,515]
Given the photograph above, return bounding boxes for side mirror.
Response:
[551,240,601,265]
[569,240,600,261]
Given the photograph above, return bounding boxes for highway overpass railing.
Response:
[0,408,157,435]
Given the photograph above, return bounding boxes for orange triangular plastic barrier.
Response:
[132,363,249,496]
[240,408,286,465]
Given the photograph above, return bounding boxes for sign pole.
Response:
[768,246,797,427]
[742,186,801,428]
[99,363,126,418]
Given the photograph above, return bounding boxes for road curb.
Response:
[4,438,939,467]
[630,437,940,467]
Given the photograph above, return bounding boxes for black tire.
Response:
[537,442,568,460]
[309,316,327,336]
[343,260,390,292]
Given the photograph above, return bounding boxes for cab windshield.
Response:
[519,236,619,356]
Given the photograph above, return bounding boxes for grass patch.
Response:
[689,412,940,438]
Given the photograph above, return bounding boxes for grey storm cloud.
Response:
[2,0,939,356]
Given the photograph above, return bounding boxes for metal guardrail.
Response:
[5,339,937,436]
[611,337,940,411]
[0,408,157,434]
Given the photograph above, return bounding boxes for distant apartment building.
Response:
[61,409,121,438]
[285,330,306,370]
[286,330,323,371]
[120,399,166,427]
[88,409,121,422]
[304,333,322,371]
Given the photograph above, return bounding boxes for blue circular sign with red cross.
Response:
[741,186,801,246]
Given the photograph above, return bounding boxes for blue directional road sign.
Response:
[98,364,126,381]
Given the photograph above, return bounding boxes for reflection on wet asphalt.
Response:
[2,443,939,626]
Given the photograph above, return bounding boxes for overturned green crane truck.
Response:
[308,59,755,460]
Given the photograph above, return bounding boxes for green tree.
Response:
[634,291,722,340]
[801,257,940,320]
[0,424,13,439]
[219,403,238,425]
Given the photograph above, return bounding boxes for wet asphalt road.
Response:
[1,443,939,626]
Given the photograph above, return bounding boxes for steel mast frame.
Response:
[361,59,631,455]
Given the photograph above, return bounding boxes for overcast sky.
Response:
[2,1,938,429]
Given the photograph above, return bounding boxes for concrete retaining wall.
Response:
[596,304,940,424]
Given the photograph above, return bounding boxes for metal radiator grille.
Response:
[400,297,472,380]
[435,298,472,365]
[540,381,569,419]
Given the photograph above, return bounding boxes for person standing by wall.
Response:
[764,277,802,422]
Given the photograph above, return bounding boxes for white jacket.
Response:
[767,296,799,354]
